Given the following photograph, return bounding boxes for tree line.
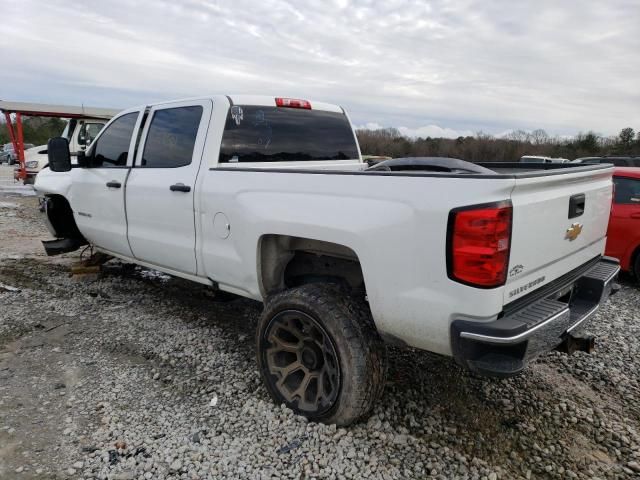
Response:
[356,127,640,162]
[2,115,640,162]
[0,116,67,147]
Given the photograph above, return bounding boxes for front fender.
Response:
[34,167,73,197]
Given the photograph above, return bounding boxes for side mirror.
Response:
[47,137,72,172]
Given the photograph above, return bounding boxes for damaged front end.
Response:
[40,195,87,256]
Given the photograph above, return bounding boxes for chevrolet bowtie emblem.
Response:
[565,223,583,241]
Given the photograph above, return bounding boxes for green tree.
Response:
[612,127,636,154]
[619,127,635,144]
[0,116,66,148]
[575,132,600,154]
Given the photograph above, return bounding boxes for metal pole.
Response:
[4,112,18,179]
[4,112,16,146]
[15,112,26,181]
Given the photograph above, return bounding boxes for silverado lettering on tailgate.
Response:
[509,276,546,298]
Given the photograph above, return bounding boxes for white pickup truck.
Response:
[35,95,620,425]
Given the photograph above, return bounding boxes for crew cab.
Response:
[35,95,619,425]
[606,167,640,280]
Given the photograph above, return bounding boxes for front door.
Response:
[69,110,141,256]
[125,99,212,274]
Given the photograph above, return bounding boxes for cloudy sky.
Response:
[1,0,638,138]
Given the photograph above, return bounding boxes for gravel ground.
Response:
[1,173,639,479]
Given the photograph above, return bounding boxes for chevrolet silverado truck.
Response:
[34,95,620,425]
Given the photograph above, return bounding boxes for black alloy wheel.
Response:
[257,283,387,426]
[262,310,341,415]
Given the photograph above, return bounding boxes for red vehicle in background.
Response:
[606,167,640,280]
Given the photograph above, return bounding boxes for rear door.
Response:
[126,99,212,274]
[69,110,142,256]
[504,167,614,303]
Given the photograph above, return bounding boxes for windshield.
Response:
[219,106,359,163]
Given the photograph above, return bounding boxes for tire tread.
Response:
[257,283,387,425]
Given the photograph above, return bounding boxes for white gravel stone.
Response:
[1,191,640,479]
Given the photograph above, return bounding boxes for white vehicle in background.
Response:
[18,117,114,184]
[35,95,619,425]
[520,155,569,163]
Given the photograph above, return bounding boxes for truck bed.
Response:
[476,162,612,177]
[216,161,612,179]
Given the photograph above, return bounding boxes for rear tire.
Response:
[634,252,640,283]
[256,283,387,426]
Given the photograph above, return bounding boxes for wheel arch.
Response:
[257,234,366,298]
[43,194,85,242]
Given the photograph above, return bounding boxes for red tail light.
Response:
[275,97,311,109]
[447,202,512,288]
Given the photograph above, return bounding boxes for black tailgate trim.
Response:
[502,255,601,317]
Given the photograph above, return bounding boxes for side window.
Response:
[613,177,640,204]
[140,106,202,168]
[91,113,138,167]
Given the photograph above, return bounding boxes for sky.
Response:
[1,0,639,138]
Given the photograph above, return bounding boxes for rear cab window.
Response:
[219,106,359,163]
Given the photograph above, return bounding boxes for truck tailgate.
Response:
[505,167,613,304]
